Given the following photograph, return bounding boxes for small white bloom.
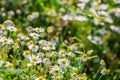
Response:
[98,29,107,35]
[0,37,13,45]
[67,52,75,57]
[32,12,39,19]
[29,54,42,64]
[16,9,22,14]
[18,33,30,40]
[8,10,15,16]
[29,33,40,39]
[38,52,45,57]
[23,50,31,58]
[110,25,120,34]
[28,44,39,52]
[26,26,33,32]
[7,26,17,32]
[69,43,78,51]
[51,65,60,71]
[101,68,110,75]
[87,35,103,45]
[81,54,88,62]
[87,50,94,55]
[104,17,113,24]
[115,8,120,17]
[58,58,70,67]
[5,62,14,70]
[34,27,45,33]
[35,76,45,80]
[58,50,66,57]
[47,41,56,50]
[27,63,32,67]
[43,58,51,65]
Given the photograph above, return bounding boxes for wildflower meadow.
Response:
[0,0,120,80]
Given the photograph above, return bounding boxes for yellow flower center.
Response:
[45,58,49,61]
[79,77,84,80]
[29,40,33,44]
[36,28,40,32]
[2,28,6,31]
[61,59,66,64]
[33,34,37,36]
[102,69,108,73]
[4,39,8,43]
[28,26,32,29]
[97,1,101,5]
[49,43,53,48]
[118,12,120,14]
[38,76,44,80]
[24,51,30,55]
[83,54,87,58]
[100,59,105,64]
[96,39,100,43]
[32,57,37,62]
[72,73,77,77]
[61,51,66,54]
[8,63,13,68]
[10,27,14,30]
[28,15,32,18]
[32,45,36,48]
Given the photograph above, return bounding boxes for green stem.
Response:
[98,74,103,80]
[93,68,100,79]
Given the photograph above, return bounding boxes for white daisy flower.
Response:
[51,65,60,71]
[16,9,22,14]
[43,58,51,65]
[98,29,108,35]
[115,8,120,17]
[81,54,88,62]
[67,52,75,57]
[58,58,70,67]
[28,44,39,52]
[5,62,14,70]
[18,33,30,40]
[29,33,40,39]
[101,68,110,75]
[0,37,13,45]
[27,15,34,21]
[26,26,33,32]
[34,27,45,33]
[47,41,56,50]
[4,20,15,28]
[35,76,45,80]
[69,43,78,51]
[58,50,66,57]
[0,27,7,35]
[32,12,39,19]
[23,50,31,58]
[7,26,17,32]
[87,50,94,55]
[87,35,103,45]
[29,54,42,64]
[38,52,45,57]
[110,25,120,34]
